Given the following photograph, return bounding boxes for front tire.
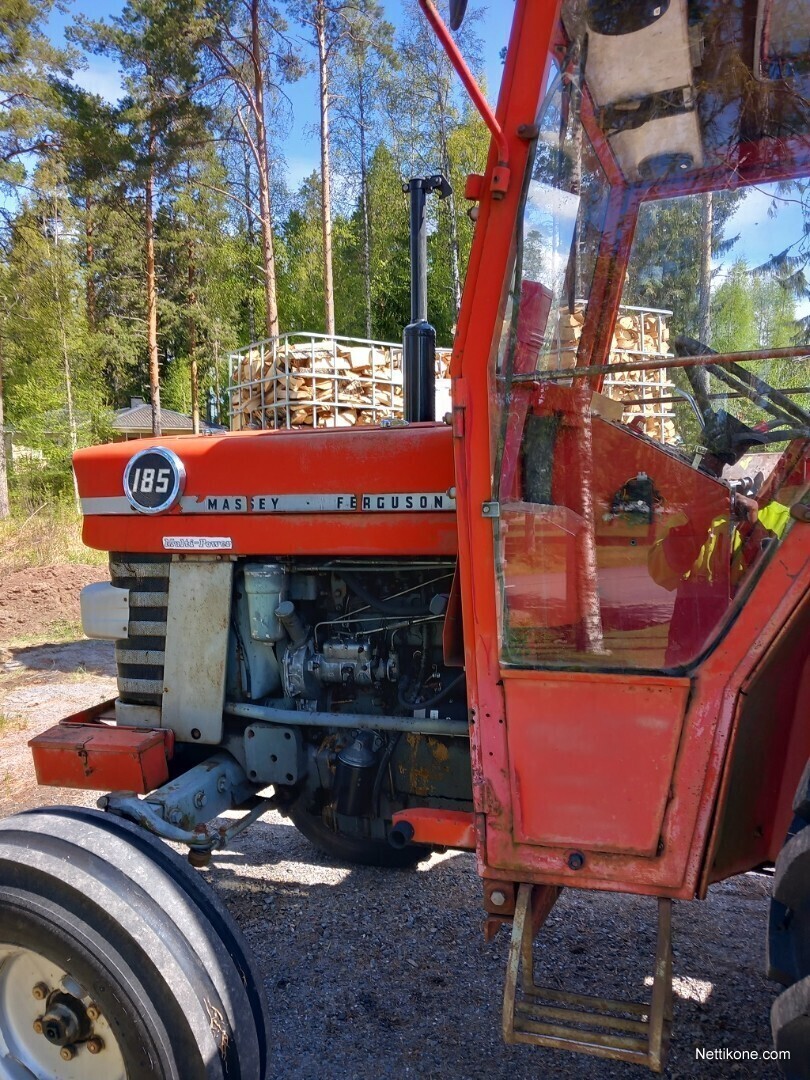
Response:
[0,806,269,1080]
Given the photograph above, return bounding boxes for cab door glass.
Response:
[493,1,810,672]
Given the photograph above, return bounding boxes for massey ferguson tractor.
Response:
[2,0,810,1075]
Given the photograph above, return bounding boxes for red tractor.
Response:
[2,0,810,1075]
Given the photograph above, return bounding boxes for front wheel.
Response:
[0,806,269,1080]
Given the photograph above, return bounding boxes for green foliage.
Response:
[0,0,72,208]
[2,198,112,501]
[711,260,759,354]
[278,172,328,334]
[624,190,746,338]
[366,144,411,341]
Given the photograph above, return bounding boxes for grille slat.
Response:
[110,560,169,579]
[129,620,168,637]
[118,677,164,697]
[115,647,166,667]
[129,591,169,607]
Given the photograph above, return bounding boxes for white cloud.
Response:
[71,58,124,104]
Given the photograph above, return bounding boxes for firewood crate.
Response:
[543,304,677,445]
[228,333,452,431]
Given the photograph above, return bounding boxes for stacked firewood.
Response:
[548,306,677,444]
[230,341,452,430]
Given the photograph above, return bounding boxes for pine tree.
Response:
[0,0,71,211]
[198,0,303,340]
[72,0,208,435]
[0,0,73,516]
[624,190,745,339]
[329,1,396,338]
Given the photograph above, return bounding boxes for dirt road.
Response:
[0,626,785,1079]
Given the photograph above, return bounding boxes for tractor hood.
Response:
[75,423,457,558]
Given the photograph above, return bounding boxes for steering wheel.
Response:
[671,335,808,461]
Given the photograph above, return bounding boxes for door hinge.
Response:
[482,501,500,519]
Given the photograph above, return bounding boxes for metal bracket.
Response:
[503,884,673,1072]
[482,501,501,519]
[100,751,269,858]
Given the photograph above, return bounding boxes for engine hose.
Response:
[341,570,431,618]
[230,617,252,700]
[372,733,402,815]
[397,671,465,711]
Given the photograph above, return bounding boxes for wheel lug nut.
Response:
[32,1018,44,1035]
[32,982,49,1000]
[60,1045,76,1061]
[86,1003,100,1021]
[86,1037,104,1054]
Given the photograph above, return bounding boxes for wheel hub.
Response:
[0,943,125,1079]
[40,992,89,1046]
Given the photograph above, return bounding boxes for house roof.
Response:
[112,404,224,434]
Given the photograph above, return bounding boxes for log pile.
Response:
[547,306,677,444]
[230,340,452,431]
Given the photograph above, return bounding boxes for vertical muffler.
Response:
[402,175,451,423]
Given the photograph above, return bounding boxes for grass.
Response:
[5,620,87,648]
[0,504,106,573]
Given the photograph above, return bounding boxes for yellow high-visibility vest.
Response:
[650,501,791,591]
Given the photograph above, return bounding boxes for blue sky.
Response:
[44,2,804,305]
[47,1,514,190]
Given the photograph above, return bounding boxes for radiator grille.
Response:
[110,554,170,706]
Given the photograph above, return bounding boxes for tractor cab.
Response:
[449,0,810,1068]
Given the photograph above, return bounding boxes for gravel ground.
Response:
[0,638,787,1079]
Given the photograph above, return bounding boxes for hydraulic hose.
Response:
[341,571,431,619]
[397,671,466,711]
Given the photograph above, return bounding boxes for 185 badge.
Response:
[123,447,186,514]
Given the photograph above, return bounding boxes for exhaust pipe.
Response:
[388,820,415,849]
[402,175,452,423]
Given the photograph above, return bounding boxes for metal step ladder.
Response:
[502,884,673,1072]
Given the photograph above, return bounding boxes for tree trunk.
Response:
[358,75,372,339]
[51,214,81,512]
[0,335,9,520]
[243,146,257,342]
[436,87,461,320]
[250,0,280,340]
[188,236,199,435]
[145,120,162,437]
[698,191,713,343]
[446,188,461,322]
[85,193,97,332]
[316,0,336,337]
